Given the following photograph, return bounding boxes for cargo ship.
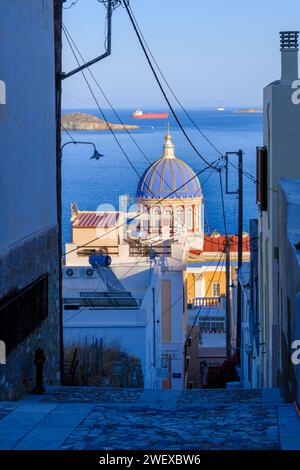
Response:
[132,109,169,119]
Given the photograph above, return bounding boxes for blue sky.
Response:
[62,0,300,109]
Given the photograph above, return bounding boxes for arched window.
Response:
[164,208,174,228]
[187,207,193,229]
[175,207,184,234]
[153,207,161,229]
[143,207,150,232]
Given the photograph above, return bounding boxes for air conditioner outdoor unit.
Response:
[63,267,81,278]
[84,268,94,278]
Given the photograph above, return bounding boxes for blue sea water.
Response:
[61,109,263,249]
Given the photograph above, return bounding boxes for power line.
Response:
[63,162,215,257]
[126,1,224,159]
[122,0,218,170]
[61,122,76,142]
[63,0,79,9]
[61,24,224,257]
[190,261,225,347]
[226,157,278,194]
[185,251,225,347]
[161,250,223,318]
[62,24,248,259]
[62,26,250,260]
[97,0,122,10]
[62,23,209,213]
[62,23,223,245]
[124,1,279,196]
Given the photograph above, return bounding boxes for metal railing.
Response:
[129,244,171,257]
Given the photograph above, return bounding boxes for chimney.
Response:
[280,31,299,80]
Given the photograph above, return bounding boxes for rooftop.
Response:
[189,233,250,255]
[73,211,120,228]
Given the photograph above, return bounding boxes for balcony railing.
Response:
[188,297,221,308]
[129,244,171,257]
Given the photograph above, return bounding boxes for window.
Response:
[187,207,193,229]
[164,208,174,227]
[0,275,48,354]
[199,315,225,333]
[175,207,184,233]
[212,282,221,297]
[143,219,149,231]
[153,207,161,228]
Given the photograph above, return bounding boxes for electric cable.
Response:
[62,24,224,248]
[122,0,219,170]
[124,1,279,195]
[185,250,225,347]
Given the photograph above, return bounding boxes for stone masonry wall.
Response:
[0,225,60,400]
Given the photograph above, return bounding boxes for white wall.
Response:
[64,324,147,375]
[162,269,186,389]
[0,0,57,253]
[63,265,163,389]
[260,44,300,387]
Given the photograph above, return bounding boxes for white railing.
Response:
[188,297,221,307]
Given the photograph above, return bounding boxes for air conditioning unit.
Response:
[63,267,81,278]
[84,268,94,278]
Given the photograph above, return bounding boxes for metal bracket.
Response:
[61,0,113,80]
[225,151,242,195]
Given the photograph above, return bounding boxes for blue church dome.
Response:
[136,132,202,200]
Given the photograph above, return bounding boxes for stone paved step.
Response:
[14,404,93,450]
[41,386,142,403]
[0,387,297,450]
[0,403,57,450]
[277,404,300,450]
[41,387,265,405]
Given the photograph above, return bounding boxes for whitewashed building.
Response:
[258,31,300,388]
[240,31,300,396]
[63,244,186,389]
[63,132,250,389]
[278,179,300,402]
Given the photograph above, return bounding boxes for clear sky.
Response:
[62,0,300,109]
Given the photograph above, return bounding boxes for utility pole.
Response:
[225,237,231,358]
[225,150,243,362]
[236,150,243,362]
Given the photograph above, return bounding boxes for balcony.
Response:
[188,297,222,308]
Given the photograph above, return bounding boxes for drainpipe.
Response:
[54,0,64,383]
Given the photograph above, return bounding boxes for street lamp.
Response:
[60,140,104,160]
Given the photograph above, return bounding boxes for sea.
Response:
[61,108,263,249]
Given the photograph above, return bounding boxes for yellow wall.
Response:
[204,271,226,297]
[187,270,227,298]
[73,227,118,247]
[187,273,195,298]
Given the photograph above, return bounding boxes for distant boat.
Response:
[217,107,225,112]
[132,109,169,119]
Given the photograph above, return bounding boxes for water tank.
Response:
[89,254,112,267]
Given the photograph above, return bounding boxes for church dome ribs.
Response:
[136,132,202,200]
